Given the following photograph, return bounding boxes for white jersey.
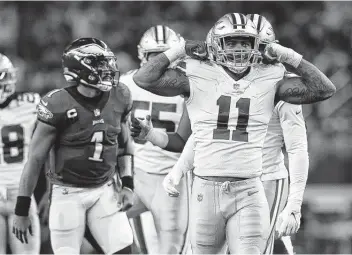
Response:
[261,101,306,181]
[179,59,286,178]
[120,70,184,175]
[0,93,40,187]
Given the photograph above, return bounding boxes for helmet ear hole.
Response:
[246,14,276,47]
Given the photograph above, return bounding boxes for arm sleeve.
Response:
[172,133,195,175]
[278,102,309,210]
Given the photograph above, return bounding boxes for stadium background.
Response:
[0,1,351,254]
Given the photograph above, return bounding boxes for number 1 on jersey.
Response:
[213,96,250,142]
[89,131,103,162]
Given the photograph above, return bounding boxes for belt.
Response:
[196,175,248,183]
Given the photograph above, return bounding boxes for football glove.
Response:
[276,202,301,238]
[185,39,208,60]
[162,168,184,197]
[131,115,152,139]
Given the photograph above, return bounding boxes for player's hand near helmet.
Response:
[264,42,303,68]
[185,39,208,60]
[275,202,301,238]
[164,36,208,63]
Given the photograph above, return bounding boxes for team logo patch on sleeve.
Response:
[37,102,53,119]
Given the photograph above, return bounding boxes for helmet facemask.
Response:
[86,56,119,92]
[211,34,260,74]
[64,54,119,92]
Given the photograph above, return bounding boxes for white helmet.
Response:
[246,14,277,53]
[206,27,215,61]
[0,53,16,104]
[210,13,260,74]
[137,25,181,66]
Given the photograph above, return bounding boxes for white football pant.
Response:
[49,180,133,254]
[127,168,189,254]
[190,175,270,254]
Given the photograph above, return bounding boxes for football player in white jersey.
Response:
[248,14,309,255]
[121,26,190,254]
[0,53,41,254]
[132,12,335,254]
[132,17,309,255]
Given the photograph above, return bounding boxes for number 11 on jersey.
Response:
[213,96,250,142]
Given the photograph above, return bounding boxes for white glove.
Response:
[131,115,152,140]
[276,202,301,238]
[264,43,303,68]
[162,168,184,197]
[131,115,169,148]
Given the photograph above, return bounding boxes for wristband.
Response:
[15,196,31,217]
[121,176,134,190]
[118,154,134,177]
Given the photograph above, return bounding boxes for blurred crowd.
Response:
[0,1,351,253]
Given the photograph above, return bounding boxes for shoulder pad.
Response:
[256,62,286,79]
[40,89,68,113]
[43,89,64,99]
[176,58,218,81]
[37,89,67,126]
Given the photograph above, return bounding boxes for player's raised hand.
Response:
[275,203,301,238]
[13,215,33,244]
[185,39,208,60]
[130,115,153,139]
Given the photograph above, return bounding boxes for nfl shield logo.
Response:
[94,109,100,117]
[233,83,240,90]
[197,194,203,202]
